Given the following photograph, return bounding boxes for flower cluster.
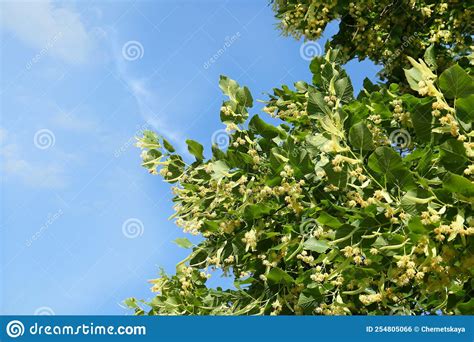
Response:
[273,0,472,81]
[243,229,258,252]
[359,293,382,306]
[132,48,473,315]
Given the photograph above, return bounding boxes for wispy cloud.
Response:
[52,111,99,133]
[110,31,188,154]
[127,78,187,152]
[0,1,94,64]
[0,127,7,144]
[0,128,67,189]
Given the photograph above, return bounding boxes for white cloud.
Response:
[0,127,7,144]
[112,41,188,154]
[52,111,99,133]
[0,1,93,64]
[0,129,66,189]
[128,78,188,154]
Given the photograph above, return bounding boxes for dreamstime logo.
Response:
[122,40,144,61]
[122,218,144,238]
[385,32,419,69]
[26,209,63,247]
[6,320,24,338]
[34,306,55,315]
[25,31,63,71]
[203,32,241,69]
[33,129,55,150]
[211,129,230,149]
[299,218,318,233]
[299,41,323,61]
[114,123,150,158]
[389,129,411,149]
[290,148,299,158]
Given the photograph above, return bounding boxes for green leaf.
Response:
[186,139,204,161]
[210,160,229,180]
[294,81,308,92]
[190,249,208,265]
[266,267,294,284]
[141,149,162,165]
[443,172,474,198]
[303,237,330,253]
[234,277,254,289]
[362,77,378,93]
[439,64,474,99]
[236,86,253,107]
[423,45,437,70]
[323,163,348,189]
[335,77,353,103]
[297,292,317,310]
[407,217,427,234]
[220,100,248,124]
[309,56,325,85]
[456,94,474,122]
[368,146,404,174]
[249,115,281,139]
[403,95,433,143]
[219,75,239,98]
[439,139,468,173]
[307,89,330,115]
[317,212,342,228]
[164,155,185,182]
[457,298,474,314]
[139,130,161,149]
[306,133,329,150]
[124,297,139,309]
[404,65,423,92]
[244,203,274,220]
[162,138,175,153]
[173,238,193,249]
[368,146,415,190]
[211,144,226,159]
[349,121,375,151]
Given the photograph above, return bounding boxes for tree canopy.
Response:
[272,0,472,82]
[127,1,474,315]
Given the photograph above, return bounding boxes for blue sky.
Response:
[0,0,380,315]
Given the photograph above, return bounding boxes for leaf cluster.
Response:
[132,49,474,315]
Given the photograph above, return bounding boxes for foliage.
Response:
[271,0,473,82]
[130,48,474,315]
